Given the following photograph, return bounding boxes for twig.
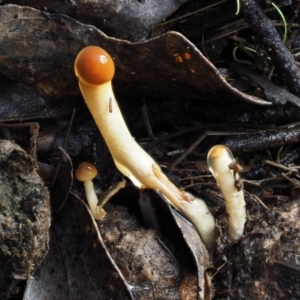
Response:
[281,172,300,189]
[169,130,255,170]
[50,109,76,189]
[142,99,155,140]
[270,259,300,272]
[247,192,268,210]
[211,262,228,279]
[264,160,298,173]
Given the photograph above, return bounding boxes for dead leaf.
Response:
[7,0,187,41]
[0,5,270,105]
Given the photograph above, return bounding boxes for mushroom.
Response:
[207,145,246,243]
[74,46,215,249]
[75,162,105,220]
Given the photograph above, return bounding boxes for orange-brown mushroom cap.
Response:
[74,46,115,86]
[75,162,98,182]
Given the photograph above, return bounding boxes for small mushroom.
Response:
[75,162,105,220]
[207,145,246,243]
[74,46,215,249]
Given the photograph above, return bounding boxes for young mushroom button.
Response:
[74,46,215,250]
[75,162,106,220]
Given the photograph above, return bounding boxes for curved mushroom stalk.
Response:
[74,46,215,249]
[168,192,216,250]
[207,145,246,243]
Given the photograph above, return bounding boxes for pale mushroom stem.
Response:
[79,81,186,202]
[79,81,215,249]
[84,180,106,220]
[207,145,246,243]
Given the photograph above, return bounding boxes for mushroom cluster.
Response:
[74,46,215,250]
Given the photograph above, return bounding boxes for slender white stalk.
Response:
[78,81,215,249]
[84,180,105,220]
[207,145,246,242]
[79,81,190,203]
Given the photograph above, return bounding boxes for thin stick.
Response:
[142,99,155,140]
[169,130,258,170]
[51,109,76,189]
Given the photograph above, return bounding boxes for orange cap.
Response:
[75,162,97,181]
[74,46,115,85]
